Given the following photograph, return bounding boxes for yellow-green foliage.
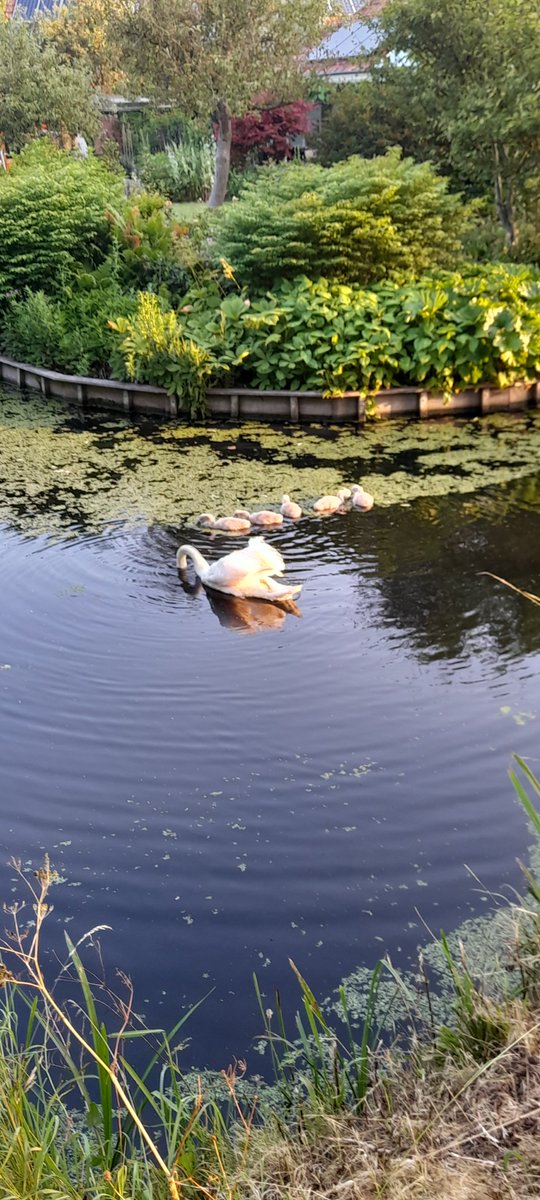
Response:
[110,292,217,416]
[212,151,471,287]
[0,141,121,297]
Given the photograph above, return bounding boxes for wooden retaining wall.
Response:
[0,353,539,424]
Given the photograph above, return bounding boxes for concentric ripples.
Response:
[1,424,540,1066]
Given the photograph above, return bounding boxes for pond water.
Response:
[1,389,540,1068]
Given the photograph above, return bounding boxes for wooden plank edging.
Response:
[0,353,537,424]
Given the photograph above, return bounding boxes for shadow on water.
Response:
[321,476,540,665]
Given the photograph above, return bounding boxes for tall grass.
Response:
[254,958,383,1115]
[138,126,215,203]
[164,140,214,202]
[0,857,246,1199]
[0,752,540,1198]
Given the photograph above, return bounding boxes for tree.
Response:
[40,0,126,92]
[231,100,314,166]
[378,0,540,248]
[316,73,449,170]
[0,19,99,150]
[109,0,330,206]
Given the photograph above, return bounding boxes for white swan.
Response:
[176,536,302,601]
[312,488,350,513]
[281,495,302,519]
[249,510,284,527]
[351,485,374,511]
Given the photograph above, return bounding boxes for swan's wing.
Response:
[203,540,296,597]
[204,545,263,588]
[246,536,285,576]
[237,572,302,600]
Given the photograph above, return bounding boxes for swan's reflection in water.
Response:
[178,570,301,634]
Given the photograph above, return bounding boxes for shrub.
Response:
[180,265,540,395]
[211,150,471,287]
[110,292,218,416]
[139,139,214,202]
[226,164,261,200]
[107,193,203,300]
[316,75,448,170]
[138,149,176,195]
[0,141,121,297]
[230,101,315,166]
[2,276,136,377]
[1,292,63,370]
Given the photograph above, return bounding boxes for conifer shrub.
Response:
[0,141,121,297]
[211,150,471,287]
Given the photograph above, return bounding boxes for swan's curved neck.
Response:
[176,545,209,576]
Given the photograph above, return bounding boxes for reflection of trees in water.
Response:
[331,475,540,665]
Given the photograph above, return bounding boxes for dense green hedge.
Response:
[211,151,471,288]
[2,280,136,377]
[0,142,122,297]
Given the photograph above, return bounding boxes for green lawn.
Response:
[171,200,207,223]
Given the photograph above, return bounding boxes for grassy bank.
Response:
[0,754,539,1199]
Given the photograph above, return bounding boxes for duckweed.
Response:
[1,388,540,535]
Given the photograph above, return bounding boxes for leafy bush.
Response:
[316,76,441,169]
[2,275,136,377]
[211,151,471,287]
[107,193,203,300]
[124,106,206,157]
[226,164,261,200]
[179,265,540,395]
[138,149,176,195]
[0,141,121,297]
[1,292,62,370]
[110,292,218,416]
[139,138,214,202]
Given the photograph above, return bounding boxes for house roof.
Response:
[8,0,56,14]
[308,19,379,63]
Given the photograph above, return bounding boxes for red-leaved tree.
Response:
[230,101,315,166]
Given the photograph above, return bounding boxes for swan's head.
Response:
[234,509,251,521]
[350,485,363,497]
[282,494,291,503]
[196,513,216,527]
[337,487,352,500]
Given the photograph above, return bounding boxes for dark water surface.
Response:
[1,392,540,1067]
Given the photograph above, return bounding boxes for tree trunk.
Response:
[208,100,232,209]
[493,142,518,249]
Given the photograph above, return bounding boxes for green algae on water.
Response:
[1,387,540,535]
